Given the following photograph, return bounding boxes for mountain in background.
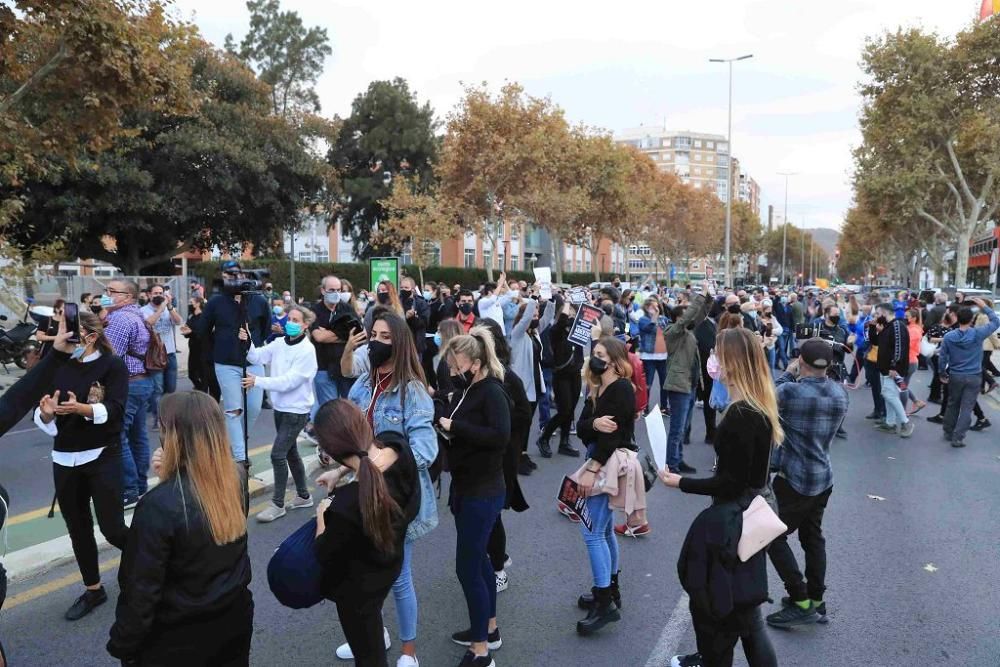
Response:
[805,227,840,257]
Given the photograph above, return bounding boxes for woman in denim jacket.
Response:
[339,310,438,667]
[634,297,671,413]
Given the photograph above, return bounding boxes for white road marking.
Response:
[644,592,691,667]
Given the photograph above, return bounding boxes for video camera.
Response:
[222,268,271,296]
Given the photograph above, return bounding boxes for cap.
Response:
[800,338,833,369]
[220,260,241,274]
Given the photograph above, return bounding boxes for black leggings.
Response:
[337,599,389,667]
[487,515,507,572]
[54,447,128,586]
[690,603,777,667]
[540,370,581,440]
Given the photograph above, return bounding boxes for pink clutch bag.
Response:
[738,495,787,562]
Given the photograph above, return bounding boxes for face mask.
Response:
[100,294,114,308]
[151,295,165,307]
[138,297,148,306]
[763,311,772,317]
[70,345,87,361]
[462,369,477,385]
[324,292,341,306]
[399,289,412,301]
[876,315,888,325]
[828,315,840,325]
[529,319,539,330]
[433,332,442,348]
[780,296,788,304]
[377,292,390,305]
[459,303,473,315]
[589,357,609,375]
[90,305,103,314]
[727,304,741,314]
[747,311,757,320]
[423,290,432,301]
[452,370,469,391]
[273,306,284,316]
[368,339,393,369]
[284,322,303,338]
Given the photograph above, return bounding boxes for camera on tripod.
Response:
[222,268,271,296]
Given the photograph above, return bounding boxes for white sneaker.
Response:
[255,503,286,523]
[397,656,419,667]
[495,570,509,593]
[288,494,314,509]
[336,627,390,660]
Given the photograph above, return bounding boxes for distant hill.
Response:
[805,227,840,257]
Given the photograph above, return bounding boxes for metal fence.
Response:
[1,275,183,315]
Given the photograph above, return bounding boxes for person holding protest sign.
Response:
[537,298,586,458]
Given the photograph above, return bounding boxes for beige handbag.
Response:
[738,494,787,562]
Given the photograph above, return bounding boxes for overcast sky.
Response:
[173,0,980,232]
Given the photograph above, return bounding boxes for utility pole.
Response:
[777,172,797,285]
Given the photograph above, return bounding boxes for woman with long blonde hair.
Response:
[108,391,252,665]
[659,327,780,667]
[364,280,405,332]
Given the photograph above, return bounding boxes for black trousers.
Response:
[337,599,389,667]
[690,603,777,667]
[487,515,507,572]
[540,370,581,440]
[767,476,833,602]
[54,447,128,586]
[929,355,942,401]
[698,367,717,437]
[136,593,253,666]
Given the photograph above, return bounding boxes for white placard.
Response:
[533,266,552,300]
[644,404,667,471]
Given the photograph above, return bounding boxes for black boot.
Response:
[578,572,622,610]
[536,433,552,458]
[970,418,992,431]
[558,433,580,457]
[576,586,621,635]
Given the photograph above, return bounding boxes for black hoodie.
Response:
[443,375,512,497]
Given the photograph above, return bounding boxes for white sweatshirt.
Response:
[246,335,318,415]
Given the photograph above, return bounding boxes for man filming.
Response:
[307,275,356,429]
[195,261,271,463]
[141,284,182,425]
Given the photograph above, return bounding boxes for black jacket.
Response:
[108,473,251,659]
[443,376,511,497]
[195,292,270,367]
[315,432,419,610]
[576,378,637,465]
[876,317,910,376]
[550,312,584,377]
[0,349,70,435]
[428,297,457,334]
[501,367,530,512]
[401,294,430,355]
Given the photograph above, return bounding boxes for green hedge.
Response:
[189,259,619,298]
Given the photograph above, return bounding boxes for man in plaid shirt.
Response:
[765,339,849,629]
[101,280,151,507]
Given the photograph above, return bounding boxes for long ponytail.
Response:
[357,449,403,555]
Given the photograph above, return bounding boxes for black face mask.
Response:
[377,292,390,305]
[399,289,412,301]
[90,305,103,314]
[727,304,741,314]
[368,339,393,369]
[828,315,840,325]
[138,297,148,306]
[589,357,609,375]
[151,295,165,306]
[763,311,772,317]
[876,315,888,326]
[528,319,539,330]
[458,303,473,315]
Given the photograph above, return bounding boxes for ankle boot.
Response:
[558,433,580,457]
[576,586,621,635]
[536,433,553,458]
[577,572,622,610]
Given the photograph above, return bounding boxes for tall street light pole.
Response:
[710,53,753,288]
[777,171,798,285]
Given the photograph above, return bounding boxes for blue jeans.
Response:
[121,376,153,499]
[777,331,793,369]
[642,359,668,409]
[311,371,353,421]
[215,363,264,461]
[391,541,418,642]
[452,494,505,643]
[148,352,178,421]
[538,367,554,430]
[580,493,619,588]
[880,375,908,428]
[667,389,697,470]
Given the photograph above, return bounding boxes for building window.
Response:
[464,248,475,268]
[498,253,505,271]
[675,136,691,148]
[511,254,519,270]
[694,139,702,148]
[639,245,651,256]
[717,142,729,154]
[675,152,689,165]
[694,167,702,175]
[707,141,715,149]
[585,257,591,272]
[484,250,492,270]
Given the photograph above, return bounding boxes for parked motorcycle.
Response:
[0,303,42,370]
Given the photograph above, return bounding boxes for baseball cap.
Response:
[800,339,833,369]
[221,260,241,274]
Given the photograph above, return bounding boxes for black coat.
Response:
[501,368,530,512]
[401,295,430,354]
[0,349,70,436]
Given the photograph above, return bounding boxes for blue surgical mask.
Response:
[423,290,433,301]
[99,294,114,308]
[433,332,442,348]
[324,292,341,306]
[780,296,788,304]
[272,305,284,316]
[285,321,303,337]
[70,346,87,361]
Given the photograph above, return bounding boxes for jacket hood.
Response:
[947,327,984,350]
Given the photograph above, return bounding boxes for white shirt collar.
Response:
[81,350,102,363]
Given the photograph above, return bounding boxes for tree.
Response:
[378,176,463,285]
[854,19,1000,288]
[0,0,197,226]
[226,0,332,117]
[645,177,723,284]
[329,78,437,259]
[438,82,567,281]
[4,46,332,274]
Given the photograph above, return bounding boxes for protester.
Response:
[508,295,555,473]
[939,298,1000,447]
[267,298,288,343]
[107,392,252,665]
[102,280,153,507]
[241,305,318,523]
[438,327,511,667]
[694,299,720,443]
[308,275,358,430]
[433,319,464,396]
[975,301,1000,394]
[659,327,781,667]
[342,310,439,667]
[35,299,64,358]
[399,276,430,357]
[33,312,128,620]
[313,399,420,667]
[426,283,457,383]
[927,306,990,431]
[180,296,209,395]
[572,336,642,634]
[773,293,793,369]
[636,297,670,414]
[873,303,914,438]
[537,300,584,458]
[765,339,849,628]
[904,308,927,415]
[476,274,514,335]
[455,290,477,333]
[758,299,783,370]
[664,284,712,474]
[141,284,182,425]
[366,281,406,330]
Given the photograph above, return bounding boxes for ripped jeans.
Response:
[215,362,264,462]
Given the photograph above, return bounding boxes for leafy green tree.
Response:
[3,46,330,274]
[226,0,332,117]
[329,78,438,259]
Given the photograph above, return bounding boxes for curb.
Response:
[5,453,323,584]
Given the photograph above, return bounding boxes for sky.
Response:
[171,0,980,233]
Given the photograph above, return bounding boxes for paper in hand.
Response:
[645,405,667,471]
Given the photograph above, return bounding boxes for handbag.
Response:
[919,336,938,358]
[267,517,325,609]
[738,494,787,562]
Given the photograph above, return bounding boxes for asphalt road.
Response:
[2,369,1000,666]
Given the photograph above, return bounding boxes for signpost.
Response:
[369,257,400,292]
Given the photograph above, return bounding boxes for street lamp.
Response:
[710,53,753,288]
[777,171,798,285]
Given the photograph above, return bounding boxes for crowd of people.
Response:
[0,265,997,667]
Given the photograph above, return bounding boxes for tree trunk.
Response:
[484,224,496,282]
[954,228,972,289]
[550,234,564,284]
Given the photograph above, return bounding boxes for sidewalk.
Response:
[3,436,320,583]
